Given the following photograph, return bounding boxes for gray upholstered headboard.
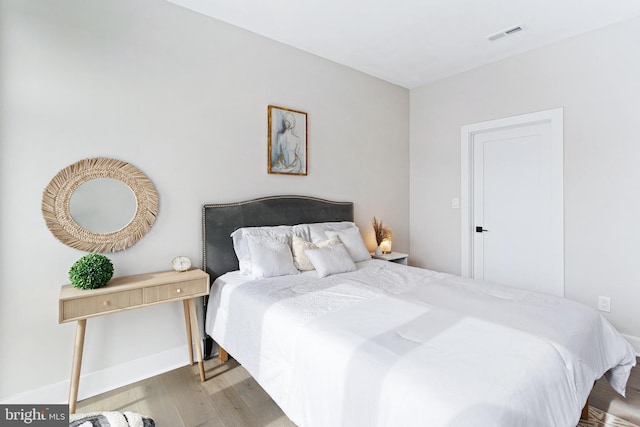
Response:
[202,195,354,282]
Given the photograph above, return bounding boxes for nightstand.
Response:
[371,252,408,265]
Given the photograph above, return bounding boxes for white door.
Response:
[461,109,563,296]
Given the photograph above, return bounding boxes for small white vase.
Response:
[375,246,382,256]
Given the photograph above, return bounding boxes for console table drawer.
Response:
[61,289,143,321]
[144,278,207,304]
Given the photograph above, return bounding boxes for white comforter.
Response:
[205,260,636,427]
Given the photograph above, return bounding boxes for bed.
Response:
[202,195,636,427]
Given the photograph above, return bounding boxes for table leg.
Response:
[183,300,194,365]
[69,319,87,414]
[187,298,206,381]
[219,346,229,362]
[581,398,589,420]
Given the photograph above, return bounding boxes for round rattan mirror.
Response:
[42,157,159,252]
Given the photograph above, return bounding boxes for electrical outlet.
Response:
[598,296,611,313]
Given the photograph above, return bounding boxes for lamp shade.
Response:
[380,238,392,254]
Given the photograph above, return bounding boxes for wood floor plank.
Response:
[132,373,187,427]
[198,361,263,427]
[76,382,141,414]
[590,358,640,426]
[578,406,640,427]
[76,356,639,427]
[221,361,295,427]
[163,366,226,427]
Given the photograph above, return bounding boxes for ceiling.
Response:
[165,0,640,89]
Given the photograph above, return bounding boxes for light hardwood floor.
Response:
[77,356,640,427]
[587,357,640,426]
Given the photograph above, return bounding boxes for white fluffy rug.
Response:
[69,411,155,427]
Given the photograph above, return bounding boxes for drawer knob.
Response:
[103,301,110,307]
[176,288,182,293]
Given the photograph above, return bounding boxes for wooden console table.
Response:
[59,268,210,413]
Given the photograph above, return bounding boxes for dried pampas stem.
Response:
[371,217,392,246]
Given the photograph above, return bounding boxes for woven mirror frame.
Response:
[42,158,159,253]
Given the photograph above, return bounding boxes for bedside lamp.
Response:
[372,216,392,255]
[380,238,392,254]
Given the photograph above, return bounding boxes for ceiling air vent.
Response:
[487,25,525,42]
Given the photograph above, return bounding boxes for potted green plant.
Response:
[69,253,114,290]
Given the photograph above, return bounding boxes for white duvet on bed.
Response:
[205,260,636,427]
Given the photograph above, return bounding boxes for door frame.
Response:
[460,108,564,289]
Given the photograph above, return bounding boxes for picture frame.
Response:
[268,105,308,175]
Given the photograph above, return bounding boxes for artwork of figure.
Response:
[269,106,307,175]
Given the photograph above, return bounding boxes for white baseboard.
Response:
[2,345,189,405]
[622,334,640,356]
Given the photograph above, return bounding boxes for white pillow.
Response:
[307,221,356,243]
[245,234,298,279]
[304,244,357,278]
[291,224,312,242]
[326,227,371,262]
[231,225,293,275]
[292,234,341,271]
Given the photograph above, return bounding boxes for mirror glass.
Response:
[69,178,137,234]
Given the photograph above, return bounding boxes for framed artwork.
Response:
[268,105,307,175]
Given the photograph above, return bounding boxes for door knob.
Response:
[475,226,489,233]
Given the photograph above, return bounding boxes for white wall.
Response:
[0,0,409,401]
[410,16,640,348]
